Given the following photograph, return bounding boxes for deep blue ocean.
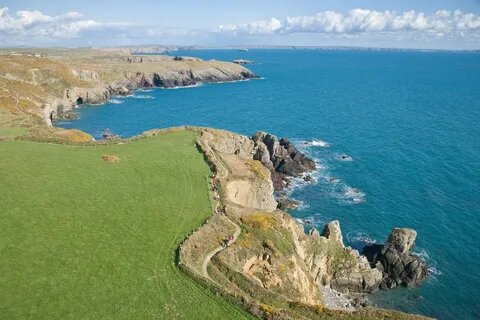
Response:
[59,49,480,319]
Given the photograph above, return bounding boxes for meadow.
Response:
[0,130,253,319]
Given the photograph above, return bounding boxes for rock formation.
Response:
[364,228,428,289]
[252,131,316,190]
[233,59,253,65]
[0,50,257,127]
[172,126,430,319]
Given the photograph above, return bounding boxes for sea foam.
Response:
[109,99,124,104]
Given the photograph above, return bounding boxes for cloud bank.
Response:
[217,9,480,39]
[1,6,479,48]
[0,7,129,42]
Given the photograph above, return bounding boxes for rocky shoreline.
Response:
[176,126,431,319]
[0,49,257,128]
[48,58,257,124]
[252,131,429,292]
[0,48,432,319]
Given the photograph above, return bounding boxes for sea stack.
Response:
[364,228,428,289]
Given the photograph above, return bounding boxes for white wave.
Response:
[295,201,310,211]
[300,215,327,227]
[138,89,153,92]
[413,249,430,261]
[118,94,134,98]
[346,232,377,246]
[329,185,366,205]
[160,83,202,90]
[301,139,330,148]
[343,186,365,202]
[324,174,341,184]
[413,249,442,280]
[131,95,155,99]
[108,98,124,104]
[428,266,442,276]
[213,78,258,84]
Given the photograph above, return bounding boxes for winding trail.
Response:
[199,136,243,280]
[201,218,241,279]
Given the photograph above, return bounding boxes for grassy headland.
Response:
[0,130,253,319]
[0,48,255,129]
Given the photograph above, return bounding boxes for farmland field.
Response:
[0,130,253,319]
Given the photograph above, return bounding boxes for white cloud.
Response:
[1,6,479,48]
[0,7,128,42]
[218,17,282,35]
[217,9,480,40]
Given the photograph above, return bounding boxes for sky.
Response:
[1,0,480,49]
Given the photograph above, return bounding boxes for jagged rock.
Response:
[152,70,197,88]
[363,228,428,288]
[253,142,273,170]
[276,197,300,211]
[322,220,344,247]
[387,228,417,254]
[252,131,316,190]
[303,175,314,182]
[233,59,253,65]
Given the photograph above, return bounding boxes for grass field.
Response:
[0,131,254,319]
[0,127,27,137]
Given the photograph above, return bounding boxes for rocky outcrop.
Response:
[0,52,257,127]
[252,131,316,190]
[198,128,278,212]
[176,126,429,319]
[233,59,253,65]
[303,220,383,294]
[363,228,428,289]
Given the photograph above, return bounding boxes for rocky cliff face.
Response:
[364,228,428,289]
[174,126,430,319]
[0,52,256,127]
[49,64,256,125]
[252,131,316,190]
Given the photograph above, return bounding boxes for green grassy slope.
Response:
[0,127,27,137]
[0,131,254,320]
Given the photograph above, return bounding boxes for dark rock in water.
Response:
[233,59,253,65]
[364,228,428,289]
[252,131,316,190]
[303,175,314,182]
[276,197,300,211]
[102,128,120,140]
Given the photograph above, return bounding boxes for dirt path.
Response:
[199,136,242,280]
[201,218,241,279]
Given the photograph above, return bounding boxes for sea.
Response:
[58,49,480,320]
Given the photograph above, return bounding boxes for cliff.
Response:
[0,48,256,129]
[175,127,429,320]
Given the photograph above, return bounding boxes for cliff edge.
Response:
[174,127,429,320]
[0,48,256,130]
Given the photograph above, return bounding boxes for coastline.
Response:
[0,48,432,319]
[175,126,430,319]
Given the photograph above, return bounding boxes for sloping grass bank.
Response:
[0,131,253,319]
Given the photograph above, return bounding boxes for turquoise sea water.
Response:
[59,49,480,319]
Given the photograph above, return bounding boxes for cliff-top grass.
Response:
[0,130,253,320]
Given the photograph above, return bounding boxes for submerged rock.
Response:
[363,228,428,289]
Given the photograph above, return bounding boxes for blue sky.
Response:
[1,0,480,49]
